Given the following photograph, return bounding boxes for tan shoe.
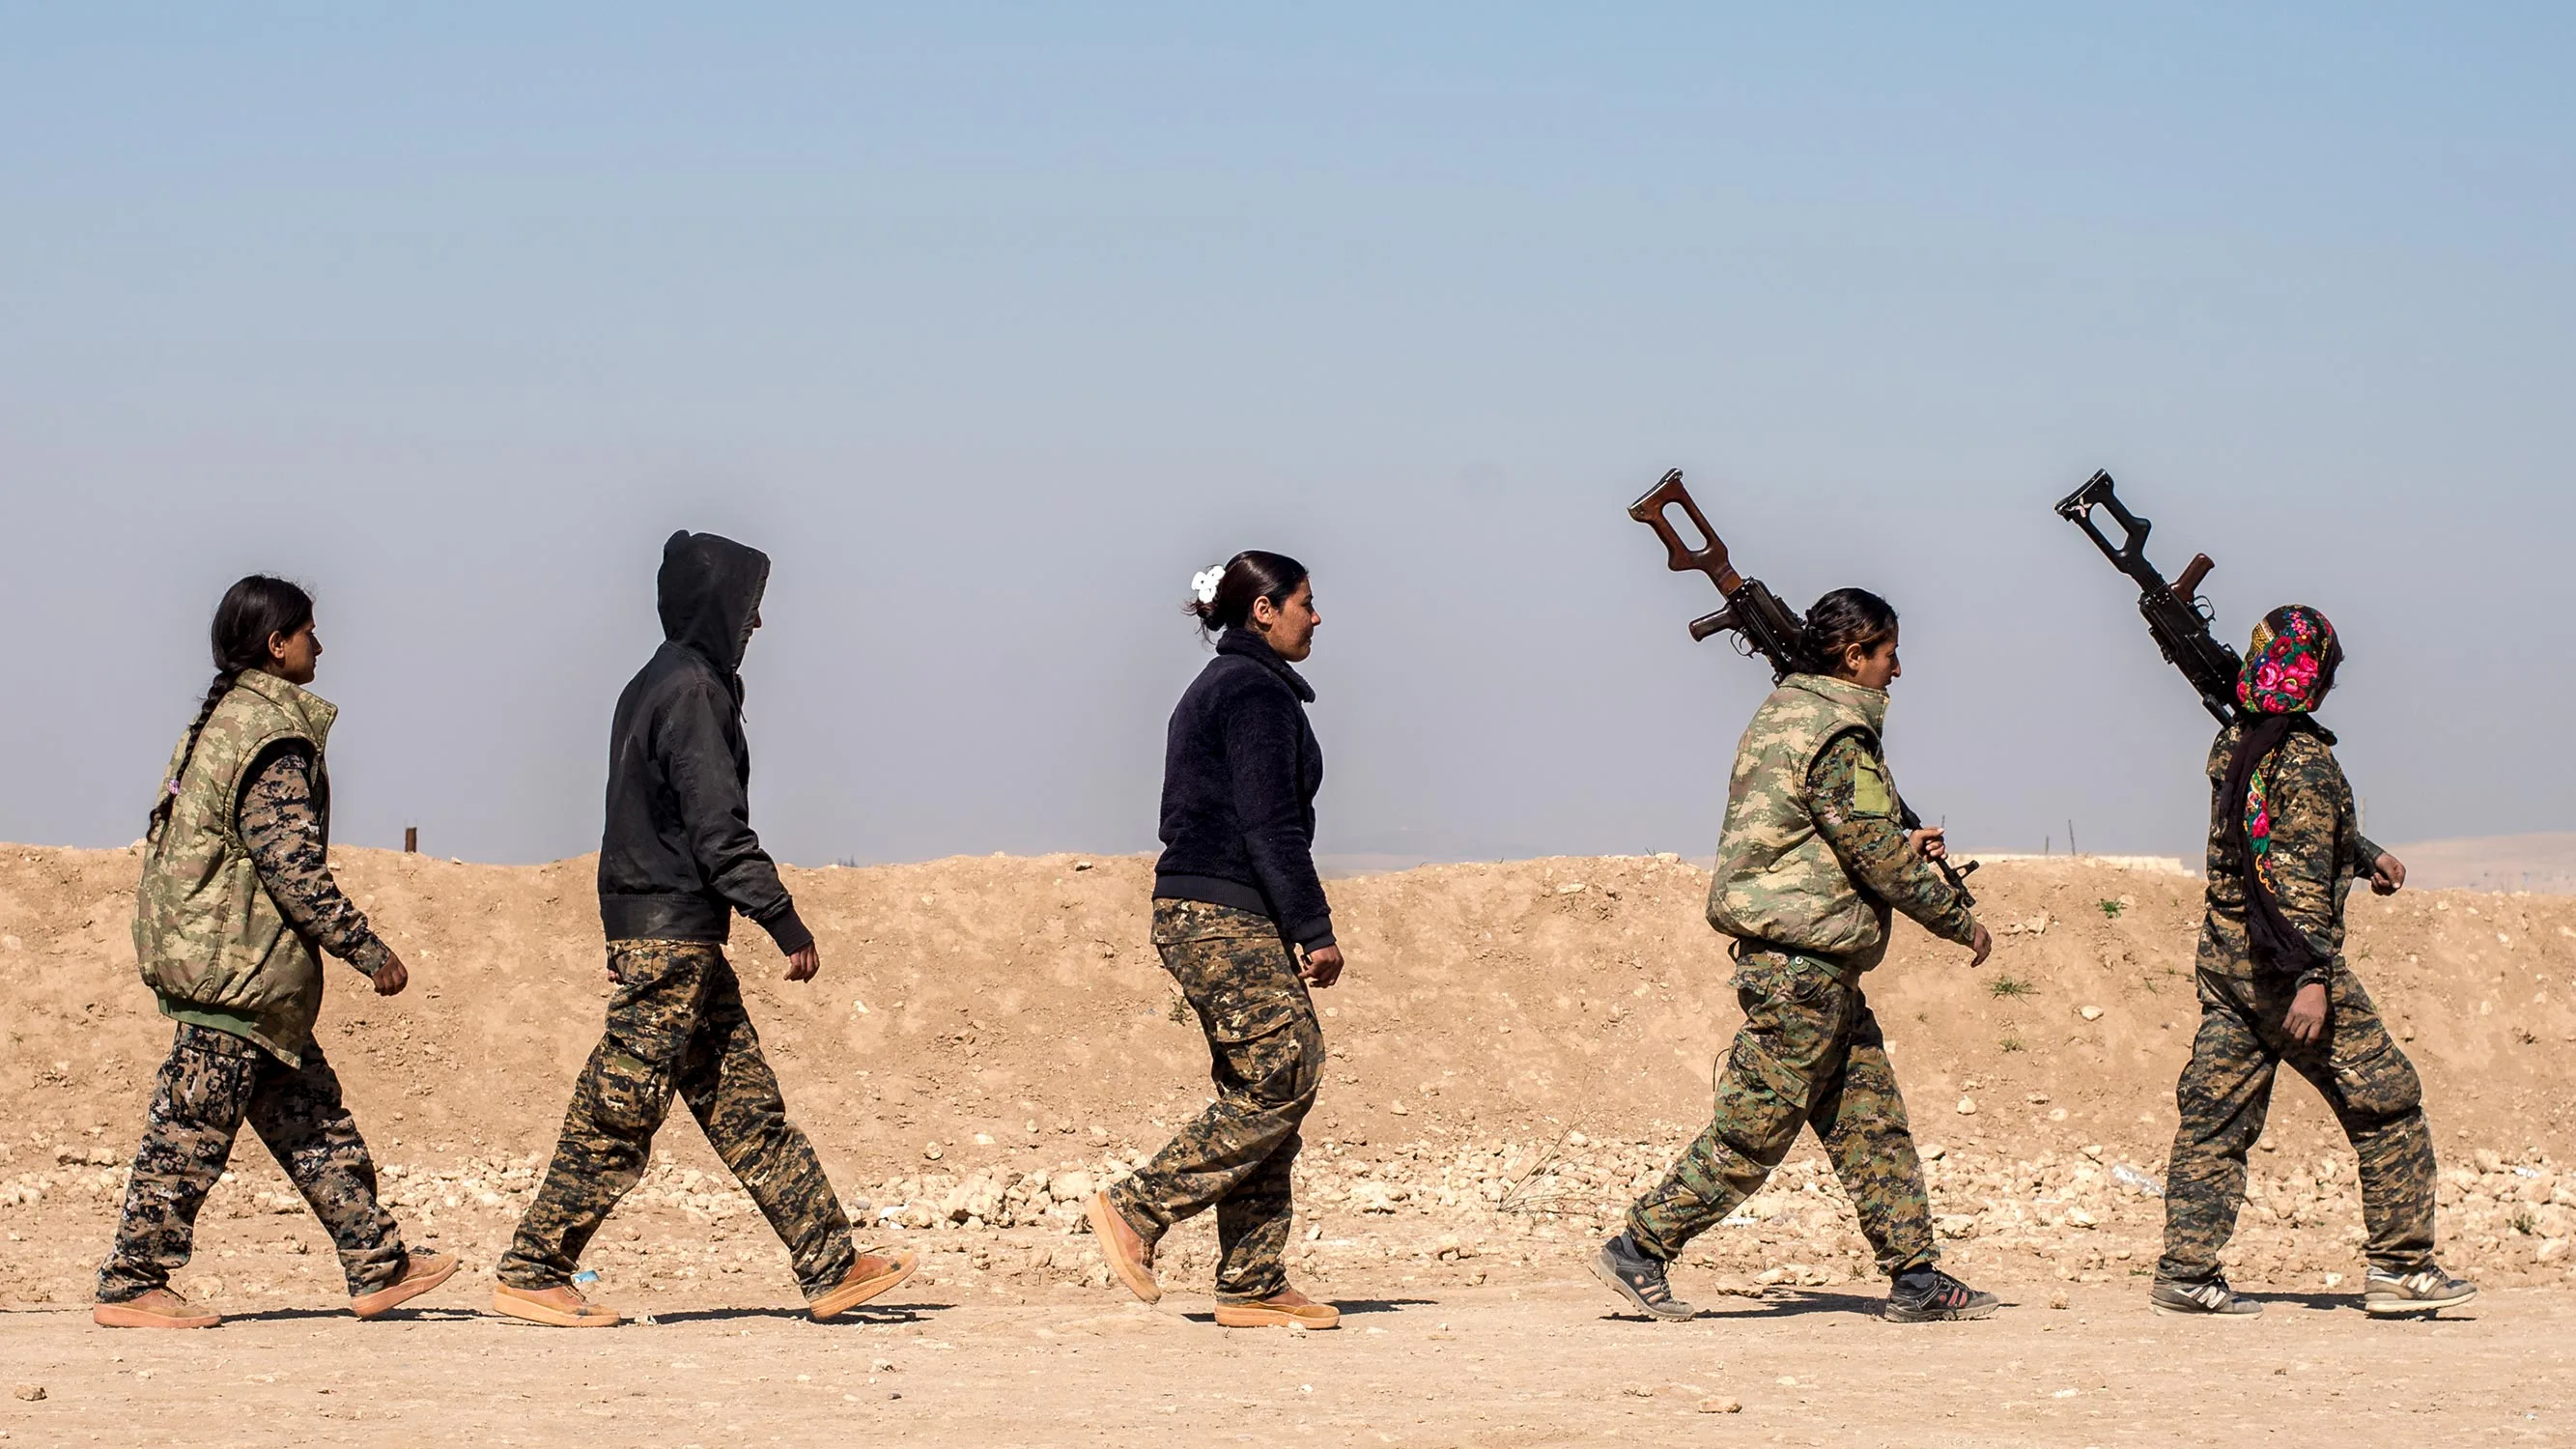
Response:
[1087,1190,1161,1305]
[1214,1287,1339,1330]
[352,1250,460,1319]
[810,1249,921,1321]
[492,1281,620,1327]
[93,1288,220,1329]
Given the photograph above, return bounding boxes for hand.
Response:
[2369,852,2407,895]
[1966,923,1993,968]
[2283,980,2330,1043]
[372,950,409,997]
[1908,827,1949,863]
[785,945,821,983]
[1301,944,1345,989]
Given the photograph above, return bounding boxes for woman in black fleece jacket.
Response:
[1090,551,1345,1330]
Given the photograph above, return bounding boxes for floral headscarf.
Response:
[2234,605,2341,917]
[2236,605,2339,716]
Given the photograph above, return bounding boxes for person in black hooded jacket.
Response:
[1089,551,1346,1331]
[495,531,918,1327]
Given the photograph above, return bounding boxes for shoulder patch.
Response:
[1851,755,1895,816]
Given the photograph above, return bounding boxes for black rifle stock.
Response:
[2052,471,2244,724]
[1628,469,1977,907]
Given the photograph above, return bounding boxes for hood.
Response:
[657,530,772,677]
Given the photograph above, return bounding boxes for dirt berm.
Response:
[4,845,2573,1312]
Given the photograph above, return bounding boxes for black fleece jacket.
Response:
[1153,628,1333,949]
[596,530,813,954]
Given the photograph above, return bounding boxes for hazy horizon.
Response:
[6,7,2569,870]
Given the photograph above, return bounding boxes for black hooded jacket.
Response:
[1153,628,1333,949]
[596,531,813,953]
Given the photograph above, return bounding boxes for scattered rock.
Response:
[11,1386,42,1403]
[1697,1396,1742,1413]
[2081,1006,2105,1021]
[1956,1097,1978,1117]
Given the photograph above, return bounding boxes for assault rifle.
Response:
[1628,469,1977,907]
[2052,470,2244,725]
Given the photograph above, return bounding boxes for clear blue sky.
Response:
[4,4,2568,867]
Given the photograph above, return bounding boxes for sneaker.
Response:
[351,1249,459,1319]
[92,1288,221,1329]
[2363,1266,2477,1316]
[1587,1233,1693,1321]
[1884,1268,1999,1322]
[2149,1275,2263,1317]
[491,1281,621,1327]
[1212,1286,1341,1330]
[810,1249,921,1321]
[1087,1190,1162,1305]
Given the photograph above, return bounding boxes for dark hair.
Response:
[1797,587,1899,677]
[1188,551,1310,636]
[148,576,315,832]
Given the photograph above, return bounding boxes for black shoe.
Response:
[1884,1267,1999,1322]
[2149,1275,2263,1317]
[2363,1265,2477,1316]
[1588,1233,1693,1321]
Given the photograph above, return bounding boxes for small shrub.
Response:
[2098,899,2125,920]
[1166,994,1189,1024]
[1987,975,2036,1000]
[1998,1033,2025,1053]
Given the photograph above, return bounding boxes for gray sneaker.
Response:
[2149,1275,2262,1317]
[2363,1266,2477,1316]
[1588,1233,1694,1321]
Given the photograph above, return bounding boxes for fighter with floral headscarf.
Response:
[2149,604,2475,1321]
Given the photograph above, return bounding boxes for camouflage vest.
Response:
[1705,673,1894,965]
[131,670,338,1063]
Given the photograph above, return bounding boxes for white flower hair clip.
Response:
[1190,565,1227,605]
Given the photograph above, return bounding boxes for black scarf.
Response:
[2220,712,2336,982]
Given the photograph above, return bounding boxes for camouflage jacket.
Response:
[2198,722,2384,984]
[1706,674,1976,971]
[133,671,341,1064]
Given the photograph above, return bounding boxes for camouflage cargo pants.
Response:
[2158,967,2436,1283]
[1112,901,1325,1302]
[99,1023,406,1302]
[497,941,857,1298]
[1626,952,1937,1276]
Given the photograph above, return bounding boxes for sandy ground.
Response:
[3,1281,2568,1448]
[5,846,2576,1442]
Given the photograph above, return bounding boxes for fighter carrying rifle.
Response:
[1628,469,1978,905]
[1590,469,1998,1327]
[2052,469,2473,1320]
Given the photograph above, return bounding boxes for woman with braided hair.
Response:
[2150,605,2475,1317]
[96,576,454,1328]
[1593,586,1999,1324]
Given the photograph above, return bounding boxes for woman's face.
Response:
[1839,630,1900,690]
[266,620,322,685]
[1252,579,1320,663]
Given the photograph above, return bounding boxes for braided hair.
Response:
[1796,587,1899,678]
[148,576,315,832]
